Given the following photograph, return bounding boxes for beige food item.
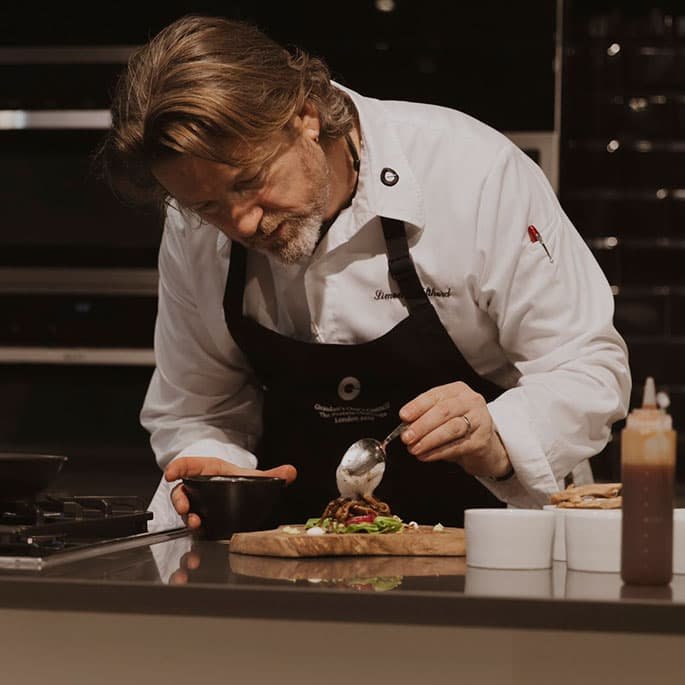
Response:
[550,482,622,509]
[556,496,622,509]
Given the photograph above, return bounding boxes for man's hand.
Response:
[165,457,298,529]
[399,381,511,479]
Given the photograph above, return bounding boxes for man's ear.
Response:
[295,100,320,141]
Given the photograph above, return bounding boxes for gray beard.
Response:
[246,178,330,264]
[243,206,325,264]
[267,213,324,264]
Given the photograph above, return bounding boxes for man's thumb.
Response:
[262,464,298,485]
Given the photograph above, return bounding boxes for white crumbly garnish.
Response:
[281,526,301,535]
[407,521,419,529]
[433,523,445,532]
[306,526,326,536]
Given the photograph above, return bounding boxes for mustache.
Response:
[255,211,313,241]
[242,213,294,249]
[258,214,289,236]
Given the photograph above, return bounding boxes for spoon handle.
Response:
[381,422,409,449]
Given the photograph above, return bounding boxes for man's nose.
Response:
[227,199,263,238]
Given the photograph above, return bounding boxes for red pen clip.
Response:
[527,225,554,263]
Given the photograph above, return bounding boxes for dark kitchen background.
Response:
[0,0,681,501]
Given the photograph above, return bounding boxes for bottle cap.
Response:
[627,377,672,432]
[642,376,656,408]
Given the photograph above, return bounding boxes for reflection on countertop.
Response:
[162,539,467,593]
[0,533,685,635]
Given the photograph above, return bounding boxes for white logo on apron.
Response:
[337,376,361,401]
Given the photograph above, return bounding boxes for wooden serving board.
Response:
[229,525,465,558]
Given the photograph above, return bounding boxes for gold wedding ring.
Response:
[461,415,473,435]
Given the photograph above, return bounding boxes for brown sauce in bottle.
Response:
[620,378,676,587]
[621,462,674,585]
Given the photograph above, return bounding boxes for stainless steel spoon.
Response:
[335,422,409,497]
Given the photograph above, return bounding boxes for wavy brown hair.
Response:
[96,14,356,209]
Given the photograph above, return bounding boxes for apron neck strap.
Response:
[380,217,430,312]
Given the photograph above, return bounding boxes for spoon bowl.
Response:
[336,423,408,497]
[344,439,386,475]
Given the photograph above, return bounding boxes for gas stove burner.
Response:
[0,493,155,567]
[0,495,148,527]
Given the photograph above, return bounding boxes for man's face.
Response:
[152,126,331,264]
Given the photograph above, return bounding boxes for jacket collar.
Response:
[216,84,425,255]
[341,84,425,230]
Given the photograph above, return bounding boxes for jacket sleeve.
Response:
[472,145,631,507]
[140,207,263,474]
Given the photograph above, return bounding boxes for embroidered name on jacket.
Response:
[374,287,453,301]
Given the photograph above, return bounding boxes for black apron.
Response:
[224,217,505,527]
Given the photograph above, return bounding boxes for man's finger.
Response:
[403,398,471,446]
[165,457,298,484]
[186,512,202,529]
[399,387,443,422]
[253,464,298,484]
[417,434,480,464]
[170,483,190,515]
[165,456,239,482]
[399,381,469,422]
[407,415,472,456]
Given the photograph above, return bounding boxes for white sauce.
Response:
[335,453,385,498]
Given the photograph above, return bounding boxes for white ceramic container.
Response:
[565,509,622,573]
[552,560,567,598]
[464,508,555,570]
[543,504,566,561]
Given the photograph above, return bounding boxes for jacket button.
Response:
[380,167,399,186]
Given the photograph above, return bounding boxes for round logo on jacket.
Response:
[380,167,399,186]
[337,376,361,401]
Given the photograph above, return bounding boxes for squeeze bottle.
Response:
[621,377,676,585]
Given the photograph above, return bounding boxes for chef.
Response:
[98,15,631,531]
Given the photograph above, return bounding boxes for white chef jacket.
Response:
[143,86,631,532]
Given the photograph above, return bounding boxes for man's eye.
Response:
[234,171,264,192]
[194,202,218,215]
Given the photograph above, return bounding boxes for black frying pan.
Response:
[0,452,68,500]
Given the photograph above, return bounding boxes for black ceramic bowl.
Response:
[182,475,286,541]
